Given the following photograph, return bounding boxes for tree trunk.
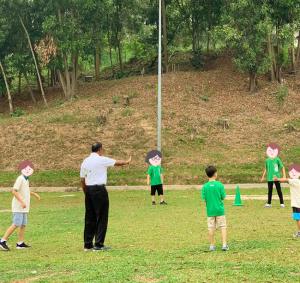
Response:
[51,67,55,86]
[290,45,296,73]
[47,68,50,87]
[95,44,101,80]
[191,17,196,52]
[267,33,276,81]
[276,66,283,84]
[249,72,257,92]
[0,60,13,113]
[65,61,71,98]
[71,54,78,98]
[24,72,36,104]
[107,14,114,76]
[117,42,123,72]
[207,32,211,54]
[19,16,48,107]
[18,72,21,94]
[57,69,67,97]
[162,0,168,73]
[296,30,300,67]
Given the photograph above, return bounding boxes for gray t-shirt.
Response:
[12,175,30,213]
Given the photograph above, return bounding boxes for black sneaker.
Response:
[160,201,167,205]
[93,245,111,252]
[0,241,10,251]
[16,242,31,249]
[152,201,156,205]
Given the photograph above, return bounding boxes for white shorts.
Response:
[207,216,227,230]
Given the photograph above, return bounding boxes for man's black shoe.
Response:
[93,245,111,251]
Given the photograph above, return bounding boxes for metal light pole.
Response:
[157,0,162,151]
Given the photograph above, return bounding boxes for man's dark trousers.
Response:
[84,185,109,248]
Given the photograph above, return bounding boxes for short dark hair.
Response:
[205,165,217,178]
[145,150,162,163]
[92,142,102,153]
[289,164,300,173]
[18,160,34,171]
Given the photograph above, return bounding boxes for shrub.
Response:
[11,108,25,117]
[275,85,288,106]
[190,50,205,70]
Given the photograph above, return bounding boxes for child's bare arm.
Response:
[31,191,41,200]
[282,167,286,179]
[161,174,164,184]
[12,190,26,208]
[147,175,150,186]
[261,169,266,182]
[274,177,288,183]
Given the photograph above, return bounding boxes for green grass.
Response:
[0,190,298,282]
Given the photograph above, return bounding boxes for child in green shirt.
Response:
[261,143,286,208]
[201,165,228,251]
[145,150,167,205]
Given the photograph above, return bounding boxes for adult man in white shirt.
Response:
[80,142,131,251]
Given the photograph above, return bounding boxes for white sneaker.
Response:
[264,204,271,208]
[222,245,229,251]
[209,245,216,252]
[293,232,300,238]
[280,204,285,208]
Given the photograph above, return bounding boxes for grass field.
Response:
[0,189,298,283]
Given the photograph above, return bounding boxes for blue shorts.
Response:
[12,213,28,227]
[292,207,300,221]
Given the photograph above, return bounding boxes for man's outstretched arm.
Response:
[115,156,132,166]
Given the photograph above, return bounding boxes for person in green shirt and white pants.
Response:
[146,150,167,205]
[201,165,228,251]
[261,143,286,208]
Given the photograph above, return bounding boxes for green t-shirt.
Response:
[201,180,226,217]
[265,157,284,181]
[147,165,164,186]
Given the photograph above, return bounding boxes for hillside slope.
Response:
[0,57,300,185]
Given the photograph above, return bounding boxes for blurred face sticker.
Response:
[266,143,280,159]
[145,150,162,166]
[288,165,300,179]
[18,160,34,177]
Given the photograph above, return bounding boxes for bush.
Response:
[122,107,133,117]
[275,85,288,106]
[11,108,25,117]
[190,50,205,70]
[113,96,120,104]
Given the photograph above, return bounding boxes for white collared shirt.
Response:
[80,153,116,185]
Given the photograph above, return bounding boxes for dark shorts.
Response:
[292,207,300,221]
[151,184,163,196]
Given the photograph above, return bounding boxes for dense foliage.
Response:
[1,0,300,112]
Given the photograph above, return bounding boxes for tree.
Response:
[0,2,13,113]
[268,0,300,81]
[41,0,90,98]
[219,0,271,92]
[19,16,48,106]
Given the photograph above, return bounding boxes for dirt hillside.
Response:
[0,56,299,179]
